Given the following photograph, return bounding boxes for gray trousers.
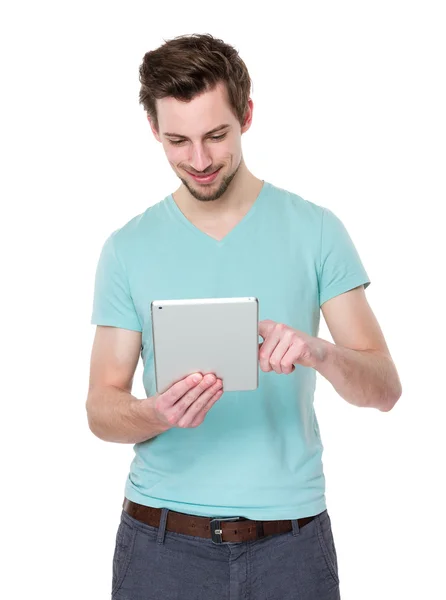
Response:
[112,506,341,599]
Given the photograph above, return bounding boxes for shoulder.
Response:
[265,181,327,226]
[109,196,168,253]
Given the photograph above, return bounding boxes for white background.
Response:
[1,1,445,598]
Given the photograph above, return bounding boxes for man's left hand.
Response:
[258,319,326,373]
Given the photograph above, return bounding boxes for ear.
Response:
[241,98,254,134]
[147,115,161,142]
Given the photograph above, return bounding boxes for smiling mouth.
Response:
[187,168,222,182]
[188,168,220,176]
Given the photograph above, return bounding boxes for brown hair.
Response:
[138,33,252,132]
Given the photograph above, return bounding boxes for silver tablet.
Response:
[151,297,259,394]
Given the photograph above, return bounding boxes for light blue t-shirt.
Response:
[91,181,370,519]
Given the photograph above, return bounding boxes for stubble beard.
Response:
[179,160,241,202]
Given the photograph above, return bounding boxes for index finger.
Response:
[162,372,203,404]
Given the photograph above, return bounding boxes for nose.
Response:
[188,143,213,173]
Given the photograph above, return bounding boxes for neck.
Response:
[172,161,264,219]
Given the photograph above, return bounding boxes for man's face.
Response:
[150,82,252,202]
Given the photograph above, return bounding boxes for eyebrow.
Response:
[163,124,231,139]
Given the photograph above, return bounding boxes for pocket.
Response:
[111,515,137,598]
[315,511,340,586]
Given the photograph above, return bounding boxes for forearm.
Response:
[86,386,170,444]
[314,339,402,411]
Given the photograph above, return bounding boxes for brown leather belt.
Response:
[123,498,317,544]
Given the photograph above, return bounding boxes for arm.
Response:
[316,285,402,411]
[85,325,170,443]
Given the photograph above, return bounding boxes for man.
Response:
[86,33,402,600]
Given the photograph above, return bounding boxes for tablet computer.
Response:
[151,297,259,394]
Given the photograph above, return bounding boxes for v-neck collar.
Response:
[166,180,269,248]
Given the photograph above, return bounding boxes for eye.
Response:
[168,133,227,146]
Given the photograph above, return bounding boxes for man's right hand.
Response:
[145,373,224,429]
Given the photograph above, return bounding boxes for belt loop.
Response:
[157,508,169,544]
[256,521,265,538]
[291,518,300,536]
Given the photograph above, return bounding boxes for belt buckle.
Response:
[210,516,242,544]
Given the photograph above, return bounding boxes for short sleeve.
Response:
[318,207,371,307]
[90,232,142,332]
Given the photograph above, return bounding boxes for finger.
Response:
[259,325,291,372]
[269,337,293,374]
[258,319,275,341]
[161,375,217,427]
[259,335,281,372]
[280,345,298,373]
[161,372,205,407]
[178,380,223,427]
[176,373,217,415]
[188,387,224,428]
[157,374,216,427]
